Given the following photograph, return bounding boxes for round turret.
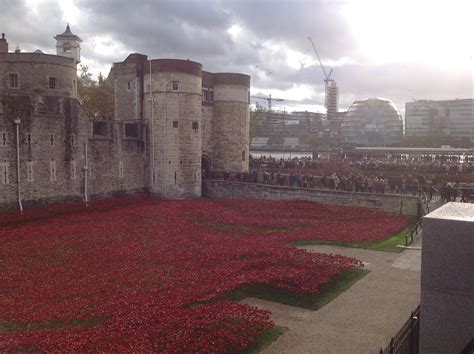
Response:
[212,73,251,172]
[0,52,77,97]
[144,59,203,198]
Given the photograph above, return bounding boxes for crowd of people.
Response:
[211,153,474,203]
[249,154,474,175]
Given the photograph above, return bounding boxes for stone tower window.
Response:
[192,121,199,131]
[127,82,132,91]
[63,42,72,53]
[124,123,139,138]
[172,121,178,128]
[70,134,76,147]
[1,161,9,184]
[93,122,108,137]
[70,160,76,180]
[49,134,55,146]
[119,161,124,178]
[48,77,57,89]
[26,161,34,182]
[1,132,8,146]
[8,73,18,89]
[50,159,57,181]
[242,150,246,161]
[25,133,32,147]
[172,81,179,91]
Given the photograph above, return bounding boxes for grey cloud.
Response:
[1,0,471,116]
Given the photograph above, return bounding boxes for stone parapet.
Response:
[202,180,421,216]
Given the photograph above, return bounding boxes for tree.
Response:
[77,65,114,120]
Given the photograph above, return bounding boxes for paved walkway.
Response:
[242,240,422,353]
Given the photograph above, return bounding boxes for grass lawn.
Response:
[219,267,369,311]
[292,224,414,253]
[246,325,288,353]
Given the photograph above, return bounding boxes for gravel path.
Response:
[242,240,422,353]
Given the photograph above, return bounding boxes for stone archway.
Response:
[201,155,211,179]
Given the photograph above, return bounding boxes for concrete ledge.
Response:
[420,202,474,354]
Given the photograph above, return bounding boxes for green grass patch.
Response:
[219,267,368,311]
[292,224,413,253]
[0,317,101,333]
[245,325,288,353]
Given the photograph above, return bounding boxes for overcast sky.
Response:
[1,0,473,116]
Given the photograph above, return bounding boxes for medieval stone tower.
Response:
[144,59,203,198]
[211,73,250,172]
[112,54,251,199]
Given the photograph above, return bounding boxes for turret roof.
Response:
[54,24,82,42]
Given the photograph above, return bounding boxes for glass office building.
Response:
[405,99,473,142]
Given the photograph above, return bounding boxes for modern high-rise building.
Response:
[325,80,339,120]
[405,99,474,143]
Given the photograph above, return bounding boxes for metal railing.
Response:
[405,219,423,246]
[380,305,420,354]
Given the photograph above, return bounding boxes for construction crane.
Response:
[251,93,285,112]
[308,36,339,119]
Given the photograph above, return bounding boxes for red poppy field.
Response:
[0,196,408,352]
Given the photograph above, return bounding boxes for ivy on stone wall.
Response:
[4,93,34,129]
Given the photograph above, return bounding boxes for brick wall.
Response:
[203,180,421,216]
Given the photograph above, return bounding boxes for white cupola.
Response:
[54,24,82,64]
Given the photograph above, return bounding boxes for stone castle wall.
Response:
[0,47,251,209]
[203,180,421,217]
[0,91,148,210]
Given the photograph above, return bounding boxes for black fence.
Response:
[405,219,423,246]
[380,305,420,354]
